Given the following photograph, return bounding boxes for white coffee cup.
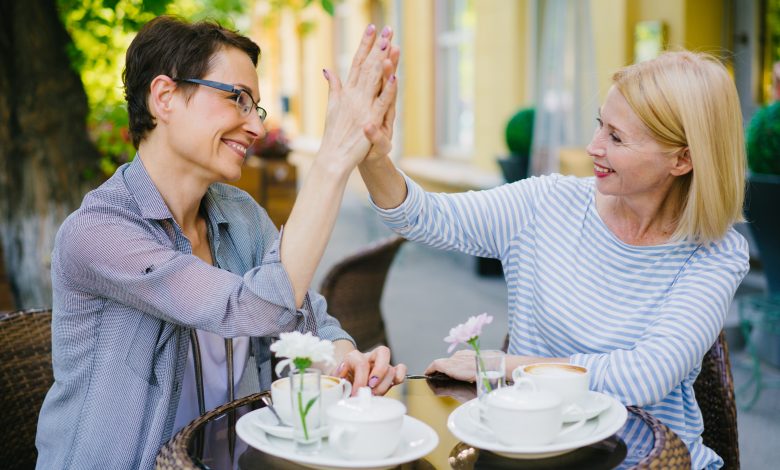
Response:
[271,374,351,425]
[515,363,590,408]
[327,387,406,460]
[472,378,586,446]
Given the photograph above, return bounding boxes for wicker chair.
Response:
[0,308,54,469]
[693,331,740,469]
[319,235,405,351]
[156,391,267,469]
[627,406,692,469]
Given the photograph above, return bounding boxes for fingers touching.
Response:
[335,346,406,396]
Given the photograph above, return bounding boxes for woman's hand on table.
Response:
[424,349,480,382]
[335,346,407,396]
[426,350,570,382]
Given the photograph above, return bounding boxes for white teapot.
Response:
[326,387,406,459]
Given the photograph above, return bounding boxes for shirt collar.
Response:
[124,155,230,228]
[124,156,174,220]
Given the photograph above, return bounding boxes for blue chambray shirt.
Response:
[35,157,352,470]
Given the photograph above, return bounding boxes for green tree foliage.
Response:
[747,101,780,176]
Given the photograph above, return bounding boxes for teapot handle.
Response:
[329,424,358,456]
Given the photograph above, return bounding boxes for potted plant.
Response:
[743,100,780,368]
[745,101,780,294]
[498,107,535,183]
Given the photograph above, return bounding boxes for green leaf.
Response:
[321,0,334,16]
[303,396,318,416]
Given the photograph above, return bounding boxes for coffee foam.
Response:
[272,375,339,389]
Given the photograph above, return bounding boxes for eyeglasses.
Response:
[175,78,267,122]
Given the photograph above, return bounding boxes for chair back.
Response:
[693,331,740,469]
[628,405,691,469]
[0,308,54,469]
[319,236,405,351]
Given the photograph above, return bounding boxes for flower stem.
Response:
[469,338,492,393]
[297,370,310,440]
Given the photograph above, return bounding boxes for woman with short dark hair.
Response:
[36,15,405,470]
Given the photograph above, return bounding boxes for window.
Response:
[435,0,475,159]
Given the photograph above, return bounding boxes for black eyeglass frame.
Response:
[174,78,267,121]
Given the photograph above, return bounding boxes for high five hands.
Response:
[319,24,400,171]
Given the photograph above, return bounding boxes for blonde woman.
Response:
[359,51,748,469]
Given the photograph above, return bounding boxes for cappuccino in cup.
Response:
[271,375,351,425]
[514,363,589,408]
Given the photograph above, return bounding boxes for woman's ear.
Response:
[670,147,693,176]
[148,75,178,125]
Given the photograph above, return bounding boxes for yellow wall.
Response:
[473,0,528,171]
[400,0,435,158]
[254,0,727,186]
[591,0,726,103]
[300,7,333,138]
[591,0,629,99]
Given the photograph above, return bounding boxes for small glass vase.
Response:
[290,367,322,454]
[475,349,506,399]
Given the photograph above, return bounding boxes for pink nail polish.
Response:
[368,376,380,388]
[336,362,345,374]
[380,39,388,51]
[366,24,376,36]
[390,74,396,82]
[381,26,391,38]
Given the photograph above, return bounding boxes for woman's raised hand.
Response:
[317,24,399,172]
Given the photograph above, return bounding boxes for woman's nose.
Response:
[586,129,605,158]
[246,114,266,140]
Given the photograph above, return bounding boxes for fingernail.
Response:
[389,74,396,83]
[322,69,329,80]
[381,26,391,38]
[368,376,380,388]
[366,24,376,36]
[336,362,345,374]
[380,39,388,51]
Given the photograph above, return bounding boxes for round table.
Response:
[156,377,690,469]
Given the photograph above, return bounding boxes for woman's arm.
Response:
[280,26,399,308]
[568,245,748,406]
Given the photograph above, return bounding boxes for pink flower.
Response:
[444,313,494,353]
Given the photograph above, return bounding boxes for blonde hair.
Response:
[612,51,745,243]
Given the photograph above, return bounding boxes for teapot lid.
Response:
[487,387,560,410]
[326,387,406,422]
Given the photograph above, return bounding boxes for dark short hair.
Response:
[123,16,261,147]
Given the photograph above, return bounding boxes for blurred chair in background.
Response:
[319,236,405,352]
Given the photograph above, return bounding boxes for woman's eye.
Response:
[596,117,603,128]
[610,133,622,143]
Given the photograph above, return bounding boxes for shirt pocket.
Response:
[124,313,176,386]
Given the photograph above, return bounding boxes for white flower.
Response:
[271,331,335,377]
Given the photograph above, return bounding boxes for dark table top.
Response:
[178,377,665,469]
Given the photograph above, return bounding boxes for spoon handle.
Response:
[260,396,289,427]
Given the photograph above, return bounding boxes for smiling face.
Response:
[586,86,689,202]
[167,46,265,183]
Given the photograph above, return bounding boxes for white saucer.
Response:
[563,391,613,422]
[237,412,439,470]
[447,394,627,459]
[250,407,328,440]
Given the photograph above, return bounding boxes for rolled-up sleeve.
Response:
[54,210,307,338]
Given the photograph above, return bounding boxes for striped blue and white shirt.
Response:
[36,157,352,470]
[373,173,749,469]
